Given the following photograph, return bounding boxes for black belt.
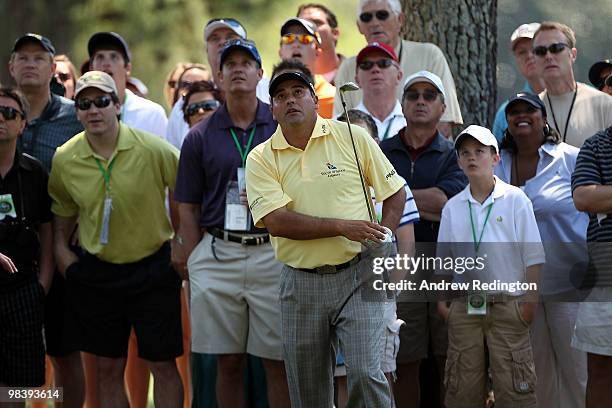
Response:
[297,253,362,274]
[207,227,270,246]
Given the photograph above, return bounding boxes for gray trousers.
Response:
[280,254,392,408]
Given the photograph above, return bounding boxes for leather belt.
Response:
[207,227,270,246]
[297,254,362,274]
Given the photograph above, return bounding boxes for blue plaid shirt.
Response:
[18,94,83,172]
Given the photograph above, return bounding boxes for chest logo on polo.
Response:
[321,162,346,178]
[496,216,503,222]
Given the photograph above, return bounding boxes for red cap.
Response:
[356,42,398,64]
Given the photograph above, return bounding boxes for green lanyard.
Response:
[468,201,493,252]
[382,116,396,140]
[229,127,256,167]
[94,157,116,195]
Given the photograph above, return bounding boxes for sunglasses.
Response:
[56,73,72,82]
[0,106,24,121]
[186,100,220,116]
[404,90,440,102]
[359,10,390,23]
[358,59,395,70]
[533,42,569,57]
[281,33,317,45]
[75,95,113,111]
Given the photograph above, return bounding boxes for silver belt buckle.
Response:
[241,235,250,245]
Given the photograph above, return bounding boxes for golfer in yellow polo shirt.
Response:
[48,71,184,407]
[246,65,406,407]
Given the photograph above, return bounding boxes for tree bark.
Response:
[402,0,498,128]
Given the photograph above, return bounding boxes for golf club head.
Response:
[339,82,360,93]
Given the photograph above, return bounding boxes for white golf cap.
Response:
[455,125,499,154]
[203,18,247,42]
[403,70,446,100]
[510,23,540,49]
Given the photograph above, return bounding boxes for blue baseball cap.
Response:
[13,33,55,55]
[219,39,262,68]
[505,92,546,117]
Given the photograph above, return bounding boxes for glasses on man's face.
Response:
[56,73,72,82]
[358,59,394,71]
[404,90,440,102]
[533,42,569,57]
[281,33,316,45]
[0,106,24,121]
[186,100,220,116]
[75,95,113,111]
[359,10,390,23]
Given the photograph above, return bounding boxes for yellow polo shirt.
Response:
[315,74,335,119]
[246,116,404,268]
[49,123,179,263]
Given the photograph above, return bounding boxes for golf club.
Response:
[339,82,375,224]
[339,83,393,248]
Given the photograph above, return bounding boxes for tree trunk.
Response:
[402,0,498,128]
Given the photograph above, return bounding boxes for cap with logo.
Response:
[204,18,247,42]
[588,59,612,89]
[269,71,315,98]
[356,42,398,65]
[13,33,56,55]
[455,125,499,154]
[510,23,540,50]
[88,32,132,63]
[219,39,262,68]
[280,18,321,45]
[505,92,546,117]
[74,71,118,99]
[403,70,447,100]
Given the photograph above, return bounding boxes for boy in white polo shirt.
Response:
[436,125,545,408]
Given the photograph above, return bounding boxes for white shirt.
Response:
[355,100,406,141]
[121,89,167,138]
[165,77,270,150]
[437,176,545,294]
[495,143,589,295]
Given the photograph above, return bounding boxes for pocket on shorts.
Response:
[444,349,460,395]
[513,301,530,328]
[511,347,537,394]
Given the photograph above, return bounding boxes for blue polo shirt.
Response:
[380,130,467,242]
[174,99,277,232]
[18,94,84,172]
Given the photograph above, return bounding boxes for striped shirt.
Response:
[372,182,420,227]
[572,125,612,242]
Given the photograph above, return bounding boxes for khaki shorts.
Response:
[396,301,448,363]
[445,300,536,408]
[188,233,282,360]
[572,288,612,356]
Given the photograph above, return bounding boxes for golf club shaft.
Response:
[339,90,376,224]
